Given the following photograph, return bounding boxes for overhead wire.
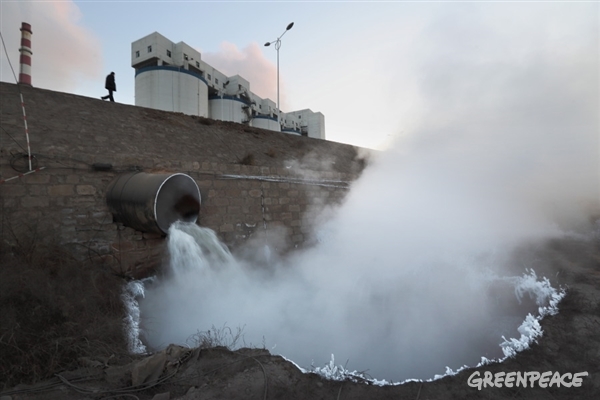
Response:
[0,30,18,83]
[0,125,27,152]
[0,29,19,240]
[0,28,36,173]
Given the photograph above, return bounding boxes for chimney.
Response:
[18,22,32,86]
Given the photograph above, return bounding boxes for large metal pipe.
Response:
[106,172,201,234]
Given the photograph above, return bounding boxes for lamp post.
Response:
[264,22,294,131]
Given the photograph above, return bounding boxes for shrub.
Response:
[186,324,246,350]
[239,153,255,166]
[265,148,277,158]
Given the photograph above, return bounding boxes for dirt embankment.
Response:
[1,226,599,400]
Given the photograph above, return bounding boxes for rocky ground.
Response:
[1,228,599,400]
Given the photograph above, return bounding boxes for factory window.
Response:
[166,50,171,57]
[135,50,140,58]
[215,78,219,84]
[184,53,189,61]
[196,61,200,68]
[259,105,262,109]
[298,115,301,119]
[207,74,211,80]
[147,45,152,53]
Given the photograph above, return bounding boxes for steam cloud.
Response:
[138,7,598,381]
[138,114,597,381]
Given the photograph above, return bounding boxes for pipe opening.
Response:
[106,172,201,234]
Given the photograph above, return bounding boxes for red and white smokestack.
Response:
[18,22,32,86]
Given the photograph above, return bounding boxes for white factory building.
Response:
[131,32,325,139]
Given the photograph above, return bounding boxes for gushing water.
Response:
[166,220,235,279]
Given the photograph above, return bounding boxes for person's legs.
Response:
[101,90,114,101]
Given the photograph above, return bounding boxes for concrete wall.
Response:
[208,97,247,122]
[0,82,369,278]
[132,32,175,68]
[135,67,209,117]
[285,109,326,139]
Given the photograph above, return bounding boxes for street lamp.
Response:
[264,22,294,131]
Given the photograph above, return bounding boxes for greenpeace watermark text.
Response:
[467,371,588,390]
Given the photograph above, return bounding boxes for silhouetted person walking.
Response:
[101,72,116,102]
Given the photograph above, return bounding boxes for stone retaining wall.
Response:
[0,82,368,277]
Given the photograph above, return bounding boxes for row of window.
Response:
[133,48,277,100]
[205,74,223,87]
[134,45,153,58]
[134,49,215,78]
[134,46,174,59]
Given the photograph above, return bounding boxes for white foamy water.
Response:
[166,220,235,279]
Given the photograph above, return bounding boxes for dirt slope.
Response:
[1,227,598,400]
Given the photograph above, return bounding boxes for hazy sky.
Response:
[1,1,597,149]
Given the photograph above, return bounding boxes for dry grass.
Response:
[265,148,277,158]
[186,324,246,350]
[198,117,215,125]
[0,239,130,389]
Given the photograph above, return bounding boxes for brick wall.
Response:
[0,82,368,277]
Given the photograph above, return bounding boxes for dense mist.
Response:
[137,9,598,380]
[137,112,597,380]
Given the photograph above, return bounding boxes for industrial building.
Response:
[131,32,325,139]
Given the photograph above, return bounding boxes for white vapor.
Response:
[137,3,598,381]
[138,101,597,380]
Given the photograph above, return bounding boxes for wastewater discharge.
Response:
[135,101,597,383]
[135,123,596,382]
[137,218,565,382]
[134,12,598,379]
